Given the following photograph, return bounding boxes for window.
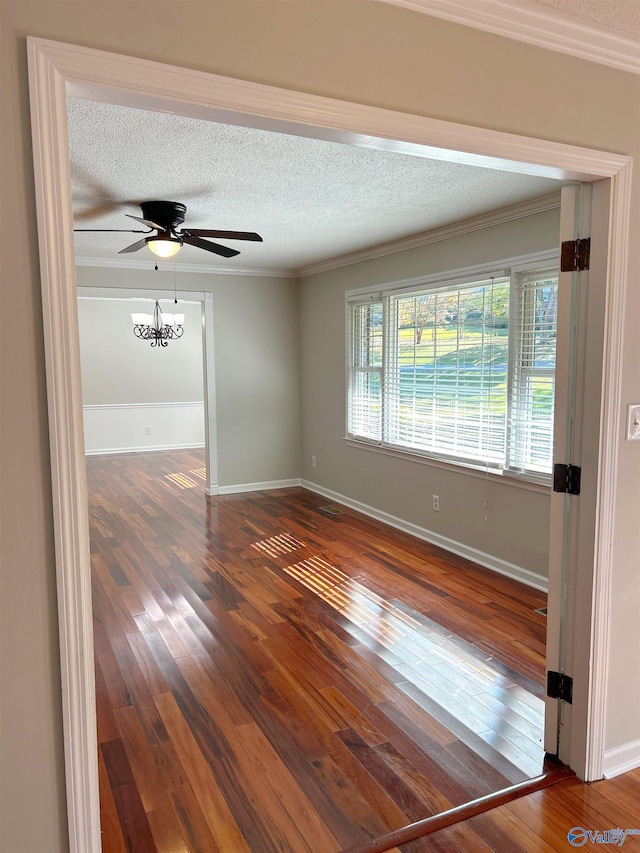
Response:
[347,256,559,481]
[348,296,383,441]
[506,270,559,475]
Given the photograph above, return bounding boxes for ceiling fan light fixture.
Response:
[146,234,183,258]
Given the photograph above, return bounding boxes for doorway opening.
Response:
[27,36,631,853]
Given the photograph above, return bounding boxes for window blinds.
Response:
[385,277,510,466]
[346,261,559,481]
[506,271,558,474]
[347,298,383,442]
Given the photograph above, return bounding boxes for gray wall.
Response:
[76,265,302,486]
[2,2,639,850]
[301,209,560,579]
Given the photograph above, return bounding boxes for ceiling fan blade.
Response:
[73,201,123,221]
[182,229,263,242]
[74,228,151,233]
[182,235,240,258]
[73,198,149,221]
[118,238,148,254]
[125,213,166,230]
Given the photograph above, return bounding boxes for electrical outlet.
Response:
[146,426,152,435]
[627,404,640,440]
[311,455,317,468]
[432,494,440,512]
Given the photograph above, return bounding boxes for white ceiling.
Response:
[68,98,566,276]
[68,0,640,273]
[66,0,637,275]
[526,0,639,36]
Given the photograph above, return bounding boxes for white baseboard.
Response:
[602,739,640,779]
[218,478,302,495]
[301,479,548,591]
[85,442,205,456]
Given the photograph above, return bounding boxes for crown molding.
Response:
[74,255,295,278]
[77,286,206,302]
[78,192,561,280]
[298,190,561,277]
[380,0,640,75]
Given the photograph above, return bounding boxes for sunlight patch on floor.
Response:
[252,533,305,558]
[282,551,545,777]
[164,472,199,489]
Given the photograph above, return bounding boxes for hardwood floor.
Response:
[88,450,638,852]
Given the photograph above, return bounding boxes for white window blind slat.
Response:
[385,277,510,467]
[347,260,559,481]
[347,299,383,442]
[506,271,558,474]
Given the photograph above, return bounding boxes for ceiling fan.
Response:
[74,200,263,259]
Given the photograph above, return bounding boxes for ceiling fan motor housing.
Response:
[141,200,186,231]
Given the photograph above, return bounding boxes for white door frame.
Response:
[76,285,219,493]
[27,36,632,853]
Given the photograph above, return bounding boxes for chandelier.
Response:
[131,300,184,347]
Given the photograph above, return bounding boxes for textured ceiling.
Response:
[68,98,565,274]
[525,0,640,36]
[67,0,637,274]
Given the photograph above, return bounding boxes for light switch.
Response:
[627,404,640,440]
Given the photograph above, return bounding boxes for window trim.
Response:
[345,249,559,485]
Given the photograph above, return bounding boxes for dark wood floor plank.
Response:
[481,806,560,852]
[166,783,222,853]
[136,613,228,764]
[145,804,190,853]
[92,614,130,712]
[94,656,121,745]
[313,752,400,841]
[97,752,128,853]
[109,780,158,853]
[86,451,640,852]
[226,720,343,852]
[113,705,171,813]
[125,630,171,698]
[367,700,509,803]
[154,690,251,852]
[101,739,157,852]
[328,737,413,831]
[258,684,328,762]
[151,740,188,791]
[336,728,434,824]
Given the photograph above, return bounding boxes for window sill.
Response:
[343,437,551,494]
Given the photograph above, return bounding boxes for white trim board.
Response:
[301,480,548,592]
[602,739,640,779]
[26,36,632,851]
[380,0,640,75]
[83,401,204,409]
[85,443,205,457]
[75,255,295,278]
[77,286,205,302]
[218,478,303,495]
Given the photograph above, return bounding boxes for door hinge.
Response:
[547,670,573,704]
[561,237,591,272]
[553,463,581,495]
